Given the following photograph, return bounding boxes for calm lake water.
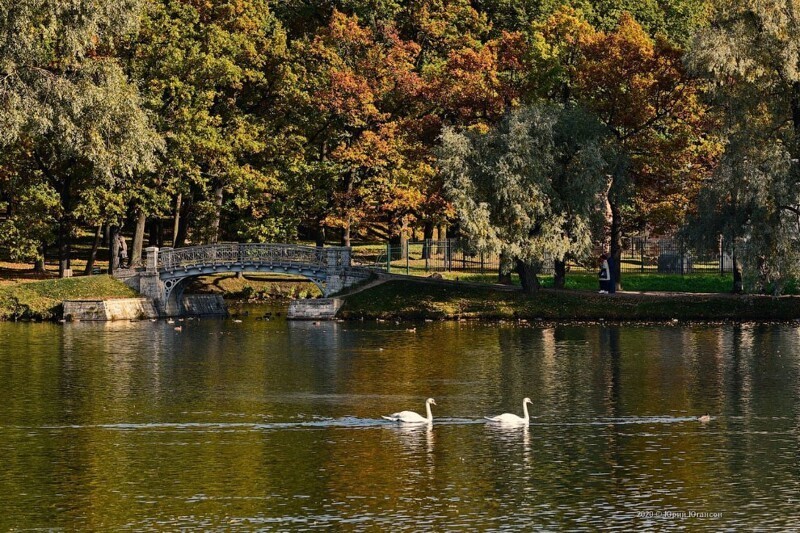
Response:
[1,311,799,530]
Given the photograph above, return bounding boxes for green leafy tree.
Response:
[127,0,292,248]
[0,0,161,276]
[439,103,610,293]
[0,154,59,269]
[686,0,800,293]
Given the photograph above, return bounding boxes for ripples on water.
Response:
[1,316,799,530]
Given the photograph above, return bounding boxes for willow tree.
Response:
[439,103,609,293]
[0,0,160,276]
[687,0,800,293]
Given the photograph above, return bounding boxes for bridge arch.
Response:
[127,243,365,316]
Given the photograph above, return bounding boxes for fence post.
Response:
[386,242,391,273]
[719,236,724,275]
[680,240,685,275]
[480,252,485,275]
[641,237,645,273]
[406,240,409,275]
[425,239,429,272]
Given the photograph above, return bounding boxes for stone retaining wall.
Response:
[63,298,159,321]
[182,294,227,316]
[287,298,343,320]
[63,294,227,321]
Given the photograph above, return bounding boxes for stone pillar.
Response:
[140,246,166,315]
[325,247,344,296]
[145,246,158,273]
[326,248,341,270]
[139,273,164,303]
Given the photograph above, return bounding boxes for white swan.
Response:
[485,397,533,425]
[383,398,436,424]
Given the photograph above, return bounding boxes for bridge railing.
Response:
[156,243,348,271]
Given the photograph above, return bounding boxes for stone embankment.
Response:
[63,294,226,321]
[287,298,344,320]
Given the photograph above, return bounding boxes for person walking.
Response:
[117,234,128,269]
[598,253,610,294]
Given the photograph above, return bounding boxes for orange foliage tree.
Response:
[532,8,716,287]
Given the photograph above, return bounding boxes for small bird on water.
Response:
[697,413,711,423]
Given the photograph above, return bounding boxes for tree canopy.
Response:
[3,0,796,294]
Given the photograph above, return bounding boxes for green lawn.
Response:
[414,271,738,293]
[541,273,737,293]
[0,275,137,320]
[339,279,800,321]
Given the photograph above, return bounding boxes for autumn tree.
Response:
[288,11,427,247]
[540,9,713,289]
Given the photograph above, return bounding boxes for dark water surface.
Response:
[1,313,799,530]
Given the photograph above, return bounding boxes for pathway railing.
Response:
[352,237,732,276]
[156,243,348,271]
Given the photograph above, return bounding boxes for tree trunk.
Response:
[553,259,567,289]
[102,223,110,247]
[792,81,800,135]
[398,218,408,260]
[109,226,120,275]
[341,221,351,247]
[341,168,355,247]
[421,220,434,259]
[315,221,326,247]
[498,252,512,284]
[211,185,224,243]
[34,241,46,274]
[131,209,146,267]
[609,199,623,291]
[83,225,102,275]
[148,218,158,247]
[157,218,165,247]
[515,259,540,294]
[57,175,73,278]
[175,195,191,247]
[439,223,447,241]
[172,193,182,247]
[389,234,401,260]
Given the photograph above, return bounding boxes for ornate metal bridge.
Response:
[124,243,366,316]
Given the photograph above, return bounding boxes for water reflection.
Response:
[389,423,435,457]
[0,318,799,529]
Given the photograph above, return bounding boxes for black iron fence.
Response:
[352,237,732,276]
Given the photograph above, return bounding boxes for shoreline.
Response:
[3,274,800,322]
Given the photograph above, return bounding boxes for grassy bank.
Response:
[339,279,800,321]
[418,271,740,293]
[0,276,138,320]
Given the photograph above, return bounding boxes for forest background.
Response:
[2,0,800,294]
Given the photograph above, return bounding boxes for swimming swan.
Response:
[383,398,436,423]
[485,397,533,425]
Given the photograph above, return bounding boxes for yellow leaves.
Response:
[327,10,373,48]
[534,5,597,49]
